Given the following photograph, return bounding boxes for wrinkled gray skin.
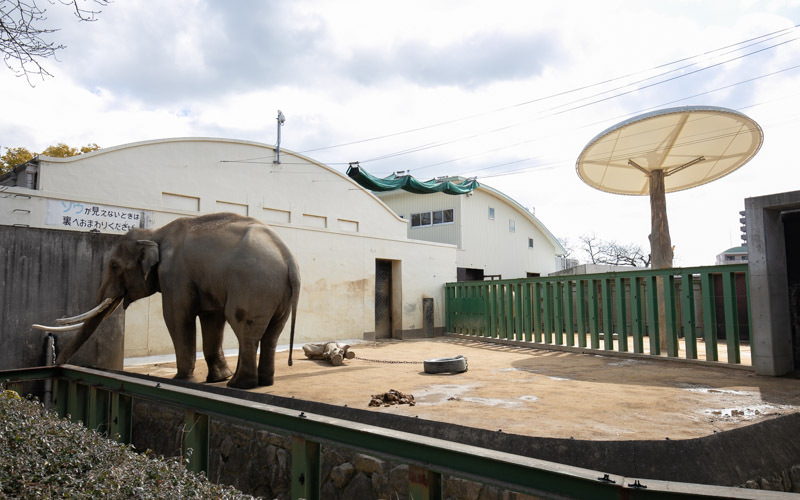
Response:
[56,213,301,389]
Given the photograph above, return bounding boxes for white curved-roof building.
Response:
[376,181,565,280]
[1,138,457,357]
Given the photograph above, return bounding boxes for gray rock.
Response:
[322,445,349,480]
[478,483,501,500]
[372,470,390,498]
[330,462,357,489]
[342,471,374,499]
[782,469,792,492]
[267,432,292,449]
[444,476,483,500]
[790,465,800,492]
[321,480,341,500]
[354,453,386,475]
[389,465,409,498]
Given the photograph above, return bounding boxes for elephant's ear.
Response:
[137,240,160,281]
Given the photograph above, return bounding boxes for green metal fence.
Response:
[446,264,751,365]
[0,365,782,499]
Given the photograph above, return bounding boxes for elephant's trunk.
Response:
[53,297,123,364]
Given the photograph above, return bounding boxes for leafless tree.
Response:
[0,0,109,84]
[578,234,604,265]
[574,234,651,268]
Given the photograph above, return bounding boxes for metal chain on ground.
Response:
[354,356,423,365]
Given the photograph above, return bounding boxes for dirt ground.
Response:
[124,336,800,441]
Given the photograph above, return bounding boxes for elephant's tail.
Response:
[287,256,301,367]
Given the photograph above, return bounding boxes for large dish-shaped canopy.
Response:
[576,106,763,195]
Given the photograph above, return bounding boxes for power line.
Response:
[300,25,798,156]
[361,35,799,171]
[374,62,800,179]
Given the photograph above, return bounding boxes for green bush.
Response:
[0,389,254,499]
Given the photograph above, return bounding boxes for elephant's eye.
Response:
[110,262,120,271]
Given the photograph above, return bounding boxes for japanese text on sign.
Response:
[46,200,150,232]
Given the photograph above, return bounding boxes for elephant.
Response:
[40,212,300,389]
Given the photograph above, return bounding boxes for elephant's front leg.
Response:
[163,309,199,382]
[199,311,233,383]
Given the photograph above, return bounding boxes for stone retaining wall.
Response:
[128,388,800,496]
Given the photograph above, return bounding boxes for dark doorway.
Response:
[375,259,393,338]
[457,267,484,282]
[783,211,800,370]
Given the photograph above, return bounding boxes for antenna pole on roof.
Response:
[274,110,286,164]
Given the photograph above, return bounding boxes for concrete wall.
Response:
[0,138,456,359]
[746,189,800,376]
[0,226,124,370]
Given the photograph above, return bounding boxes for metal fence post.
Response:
[409,464,442,500]
[291,436,320,500]
[88,386,110,434]
[722,271,741,364]
[183,410,209,475]
[615,277,628,352]
[110,392,132,444]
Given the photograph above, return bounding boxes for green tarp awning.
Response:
[346,164,479,195]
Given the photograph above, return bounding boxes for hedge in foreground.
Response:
[0,389,254,499]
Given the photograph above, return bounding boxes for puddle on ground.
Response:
[701,403,797,421]
[459,397,527,409]
[413,384,477,405]
[607,359,644,367]
[413,383,538,408]
[496,367,538,374]
[494,367,571,381]
[677,383,752,396]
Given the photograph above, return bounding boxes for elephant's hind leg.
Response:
[258,308,291,387]
[199,311,233,383]
[226,311,269,389]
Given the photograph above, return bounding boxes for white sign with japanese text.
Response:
[46,200,150,232]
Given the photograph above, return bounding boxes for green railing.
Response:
[446,264,751,365]
[0,365,781,499]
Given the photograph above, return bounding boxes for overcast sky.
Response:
[2,0,799,266]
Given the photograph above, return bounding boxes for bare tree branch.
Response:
[575,234,651,268]
[0,0,109,84]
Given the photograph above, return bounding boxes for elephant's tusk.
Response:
[32,322,85,332]
[54,298,115,325]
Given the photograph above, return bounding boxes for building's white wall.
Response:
[378,185,562,279]
[459,189,558,278]
[37,138,407,241]
[123,223,455,356]
[377,191,461,247]
[1,138,456,357]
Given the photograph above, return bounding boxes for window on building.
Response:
[528,237,534,249]
[509,219,515,232]
[410,209,454,227]
[488,207,495,220]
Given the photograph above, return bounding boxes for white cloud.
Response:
[2,0,800,265]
